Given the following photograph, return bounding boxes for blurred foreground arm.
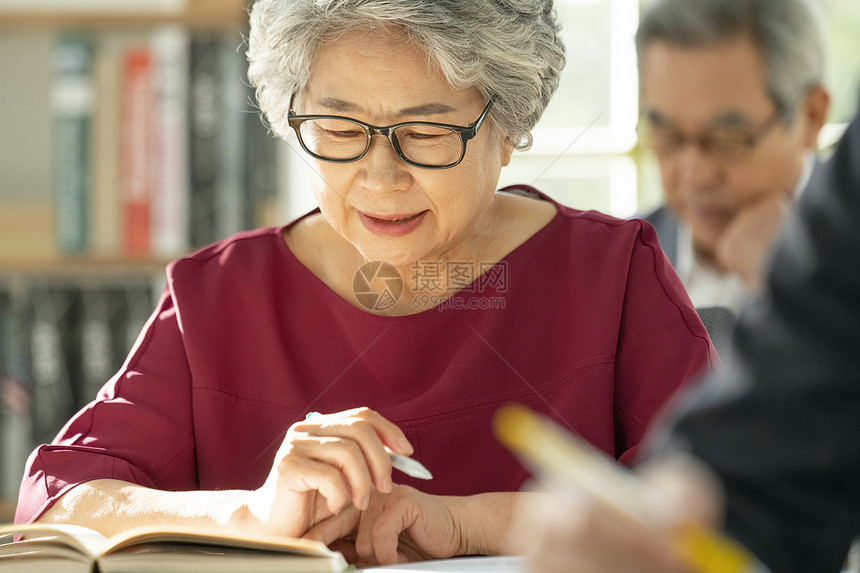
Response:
[511,457,723,573]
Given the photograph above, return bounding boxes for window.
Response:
[499,0,641,217]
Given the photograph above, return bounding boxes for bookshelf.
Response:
[0,0,281,516]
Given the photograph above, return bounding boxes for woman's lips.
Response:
[358,210,428,237]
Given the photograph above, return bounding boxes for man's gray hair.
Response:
[247,0,566,151]
[636,0,826,121]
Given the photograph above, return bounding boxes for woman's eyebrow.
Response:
[316,97,358,113]
[315,97,456,118]
[398,102,456,117]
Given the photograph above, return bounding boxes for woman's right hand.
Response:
[241,407,414,538]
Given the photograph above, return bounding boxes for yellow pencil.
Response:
[493,404,764,573]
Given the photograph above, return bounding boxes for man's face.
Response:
[640,35,820,260]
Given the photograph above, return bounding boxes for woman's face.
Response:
[294,28,513,269]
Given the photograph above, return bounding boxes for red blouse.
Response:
[16,189,715,524]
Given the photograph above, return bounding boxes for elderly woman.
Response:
[16,0,714,566]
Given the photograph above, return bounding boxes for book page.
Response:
[0,523,110,558]
[102,524,340,558]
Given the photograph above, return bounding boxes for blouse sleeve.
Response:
[612,219,718,465]
[15,286,198,524]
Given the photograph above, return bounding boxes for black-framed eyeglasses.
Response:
[287,95,496,169]
[638,106,784,161]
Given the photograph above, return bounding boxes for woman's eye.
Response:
[328,128,364,138]
[400,127,450,140]
[405,132,440,140]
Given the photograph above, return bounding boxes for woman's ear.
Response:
[500,136,515,167]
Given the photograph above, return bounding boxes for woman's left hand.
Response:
[305,487,521,566]
[304,485,465,565]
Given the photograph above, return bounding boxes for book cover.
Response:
[0,522,349,573]
[52,33,95,254]
[119,45,155,257]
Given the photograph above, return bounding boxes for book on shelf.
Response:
[52,33,95,254]
[26,285,78,446]
[3,25,280,262]
[244,99,281,229]
[119,44,155,257]
[0,289,33,502]
[121,283,158,358]
[188,30,222,248]
[214,31,246,242]
[89,30,129,258]
[151,24,191,259]
[0,522,349,573]
[77,286,128,406]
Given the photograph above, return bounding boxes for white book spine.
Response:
[150,25,191,259]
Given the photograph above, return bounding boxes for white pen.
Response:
[386,448,433,480]
[305,412,432,480]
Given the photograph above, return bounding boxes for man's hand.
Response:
[716,196,791,291]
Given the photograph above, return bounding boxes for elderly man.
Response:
[638,0,829,313]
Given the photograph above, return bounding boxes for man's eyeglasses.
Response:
[287,95,496,169]
[638,107,784,161]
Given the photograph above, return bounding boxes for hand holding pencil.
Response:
[494,404,768,573]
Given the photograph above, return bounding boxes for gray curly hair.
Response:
[246,0,566,151]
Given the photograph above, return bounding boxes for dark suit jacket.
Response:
[648,100,860,573]
[642,206,679,267]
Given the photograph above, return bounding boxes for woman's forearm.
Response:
[452,491,547,556]
[35,479,253,537]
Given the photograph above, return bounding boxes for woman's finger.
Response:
[293,408,413,494]
[278,437,375,510]
[274,454,354,516]
[304,505,361,545]
[354,489,417,565]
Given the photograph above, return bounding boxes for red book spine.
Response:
[119,47,154,257]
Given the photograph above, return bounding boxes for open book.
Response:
[0,522,349,573]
